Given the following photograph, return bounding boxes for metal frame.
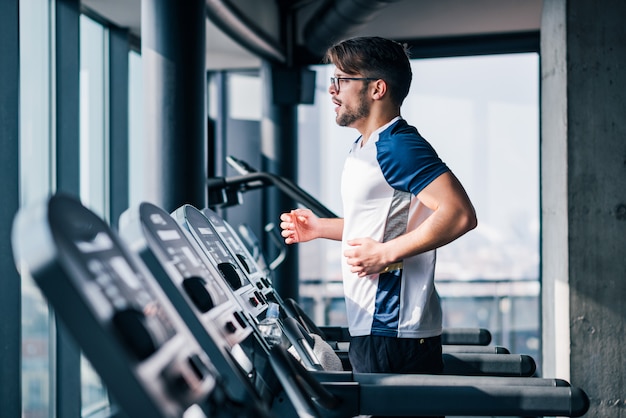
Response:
[399,30,540,59]
[109,26,130,228]
[54,0,82,416]
[0,0,21,416]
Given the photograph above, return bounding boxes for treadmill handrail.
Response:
[207,172,339,218]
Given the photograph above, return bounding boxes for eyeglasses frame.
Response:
[330,76,379,93]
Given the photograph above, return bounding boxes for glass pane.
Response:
[80,15,107,217]
[79,15,110,414]
[19,0,52,416]
[80,356,109,416]
[128,50,144,207]
[297,53,541,367]
[228,73,262,121]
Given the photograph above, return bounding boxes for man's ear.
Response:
[371,79,388,100]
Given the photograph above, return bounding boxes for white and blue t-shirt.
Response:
[340,117,449,338]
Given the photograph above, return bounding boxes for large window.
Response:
[297,53,541,368]
[20,9,131,416]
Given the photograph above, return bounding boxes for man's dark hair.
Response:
[324,36,412,106]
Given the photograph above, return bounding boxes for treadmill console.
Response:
[201,207,275,299]
[173,205,268,319]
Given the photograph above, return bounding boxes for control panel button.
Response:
[217,263,242,290]
[187,354,209,381]
[254,291,266,305]
[225,321,237,334]
[112,308,157,360]
[236,254,251,274]
[233,311,248,328]
[182,276,215,313]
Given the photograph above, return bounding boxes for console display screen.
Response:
[140,204,230,307]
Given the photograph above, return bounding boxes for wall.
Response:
[541,0,626,416]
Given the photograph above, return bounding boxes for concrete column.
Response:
[541,1,626,416]
[142,0,207,211]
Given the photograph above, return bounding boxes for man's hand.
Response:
[344,237,392,277]
[279,208,319,244]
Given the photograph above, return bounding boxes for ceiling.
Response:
[81,0,542,69]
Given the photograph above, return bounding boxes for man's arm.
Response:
[344,171,477,276]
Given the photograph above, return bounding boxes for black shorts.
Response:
[348,334,443,374]
[348,334,444,418]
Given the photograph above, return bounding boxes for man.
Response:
[280,36,477,395]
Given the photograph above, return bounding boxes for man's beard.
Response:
[336,87,370,127]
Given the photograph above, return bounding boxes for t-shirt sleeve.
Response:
[376,130,450,196]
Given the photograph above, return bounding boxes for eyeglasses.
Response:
[330,76,378,93]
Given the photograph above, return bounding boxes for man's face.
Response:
[330,71,371,128]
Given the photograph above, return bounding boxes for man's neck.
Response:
[357,112,401,146]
